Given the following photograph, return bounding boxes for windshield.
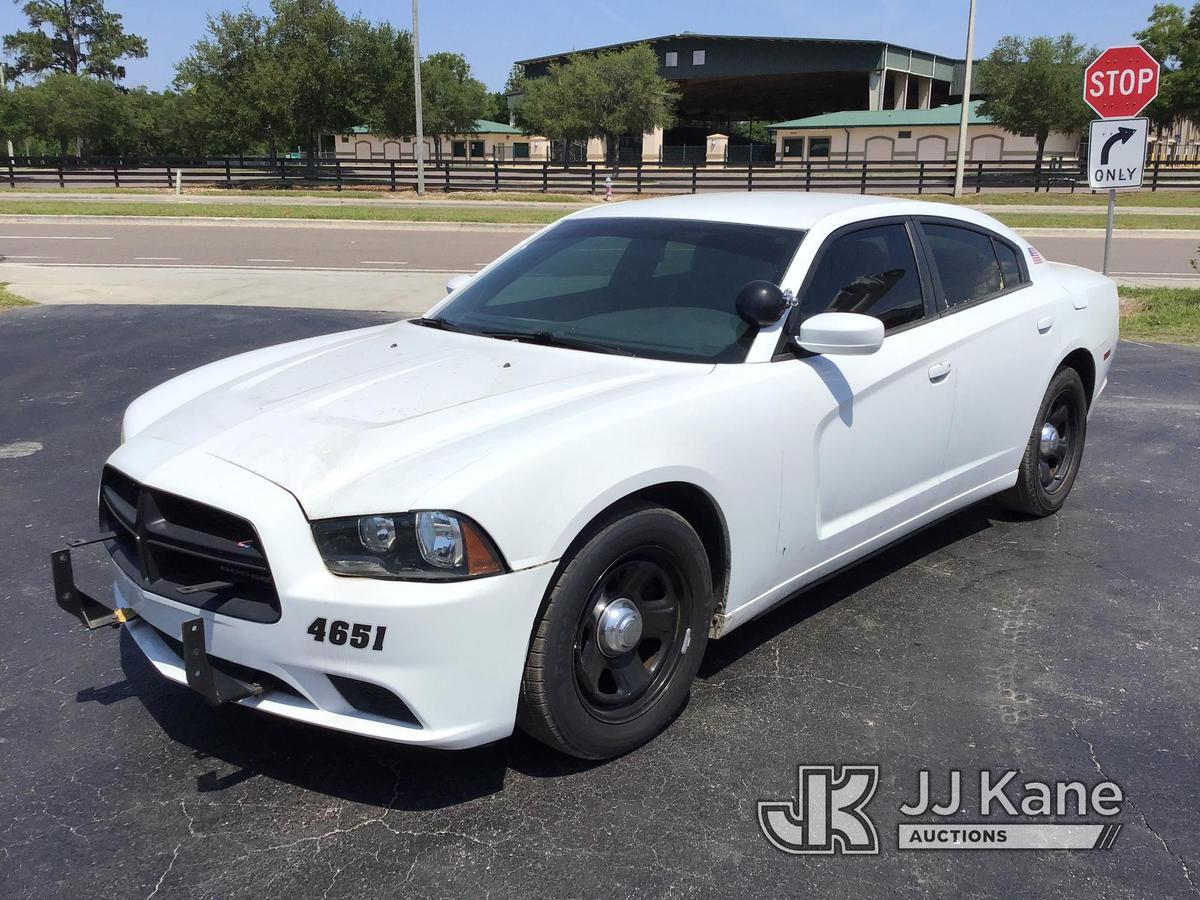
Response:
[430,217,805,362]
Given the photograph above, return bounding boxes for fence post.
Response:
[279,157,286,183]
[444,160,451,193]
[335,158,342,192]
[691,163,698,194]
[590,162,596,195]
[7,155,14,188]
[57,158,64,188]
[975,162,983,194]
[636,162,643,194]
[389,160,396,192]
[859,161,867,194]
[918,161,925,195]
[493,159,500,192]
[541,162,548,193]
[165,163,173,189]
[113,165,120,188]
[1151,157,1160,192]
[225,157,232,187]
[1033,163,1041,193]
[805,159,812,192]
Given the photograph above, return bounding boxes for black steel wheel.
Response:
[572,549,691,724]
[999,366,1089,517]
[518,502,714,759]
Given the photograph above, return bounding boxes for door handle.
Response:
[928,361,952,382]
[1037,316,1054,333]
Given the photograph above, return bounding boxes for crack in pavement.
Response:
[1070,721,1199,896]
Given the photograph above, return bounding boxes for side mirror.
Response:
[795,312,885,356]
[445,274,471,295]
[735,281,789,327]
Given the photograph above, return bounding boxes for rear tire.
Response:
[517,503,714,759]
[998,367,1088,517]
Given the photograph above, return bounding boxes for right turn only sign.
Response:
[1088,117,1149,189]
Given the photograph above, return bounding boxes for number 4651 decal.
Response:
[306,617,386,651]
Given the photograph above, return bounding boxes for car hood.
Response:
[132,322,709,515]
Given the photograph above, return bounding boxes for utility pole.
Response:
[411,0,426,195]
[952,0,977,198]
[1,65,13,160]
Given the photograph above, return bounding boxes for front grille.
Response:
[99,465,281,623]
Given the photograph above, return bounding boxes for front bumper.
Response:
[60,440,557,749]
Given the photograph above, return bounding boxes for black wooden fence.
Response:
[5,155,1200,194]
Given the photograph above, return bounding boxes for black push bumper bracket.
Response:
[50,536,136,630]
[181,618,263,706]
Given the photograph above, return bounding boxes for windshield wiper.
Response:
[409,316,472,333]
[479,329,635,356]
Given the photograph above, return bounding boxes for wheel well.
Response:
[594,483,731,617]
[1059,348,1096,406]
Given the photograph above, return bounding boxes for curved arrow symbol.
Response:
[1100,127,1136,165]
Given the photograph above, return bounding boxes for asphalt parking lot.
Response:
[2,305,1198,899]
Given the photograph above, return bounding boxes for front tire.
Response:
[998,366,1088,517]
[518,503,714,759]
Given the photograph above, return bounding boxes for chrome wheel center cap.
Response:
[1039,422,1061,458]
[597,598,643,656]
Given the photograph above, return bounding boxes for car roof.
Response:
[570,191,1015,238]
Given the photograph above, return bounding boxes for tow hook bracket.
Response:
[50,541,136,630]
[180,618,263,706]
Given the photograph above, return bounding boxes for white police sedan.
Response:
[53,193,1118,759]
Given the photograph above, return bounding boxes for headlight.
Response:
[311,511,505,580]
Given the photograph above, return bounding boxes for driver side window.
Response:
[799,223,926,331]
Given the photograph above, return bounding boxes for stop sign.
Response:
[1084,45,1160,118]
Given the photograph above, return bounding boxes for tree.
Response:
[976,34,1096,167]
[420,52,490,157]
[12,72,124,155]
[349,20,415,139]
[516,43,678,163]
[2,0,147,82]
[176,0,415,162]
[174,9,283,156]
[1136,4,1190,131]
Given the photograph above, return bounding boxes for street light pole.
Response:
[411,0,426,195]
[952,0,977,198]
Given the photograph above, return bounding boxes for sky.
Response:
[0,0,1166,92]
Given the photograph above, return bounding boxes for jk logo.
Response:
[758,765,880,854]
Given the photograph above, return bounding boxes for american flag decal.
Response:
[1029,246,1045,264]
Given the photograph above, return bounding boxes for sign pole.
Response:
[1102,189,1116,275]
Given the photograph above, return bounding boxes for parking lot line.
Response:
[133,257,182,261]
[359,260,410,265]
[247,258,295,263]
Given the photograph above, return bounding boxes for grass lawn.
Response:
[0,283,36,310]
[906,191,1200,208]
[994,212,1200,230]
[0,199,563,225]
[1118,286,1200,345]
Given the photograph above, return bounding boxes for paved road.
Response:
[2,305,1198,899]
[0,220,1197,279]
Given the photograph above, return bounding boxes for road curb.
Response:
[0,214,547,232]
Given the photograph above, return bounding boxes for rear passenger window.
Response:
[799,223,925,331]
[923,223,1003,308]
[993,240,1025,290]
